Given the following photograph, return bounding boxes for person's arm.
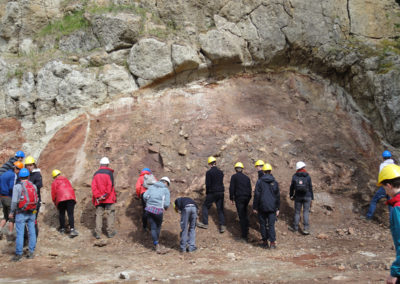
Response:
[10,184,21,216]
[229,175,235,202]
[35,172,43,190]
[135,176,142,198]
[308,176,314,200]
[164,189,170,209]
[51,181,57,205]
[289,177,295,199]
[275,182,280,214]
[252,181,260,213]
[205,170,211,193]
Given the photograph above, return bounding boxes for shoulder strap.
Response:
[20,181,31,210]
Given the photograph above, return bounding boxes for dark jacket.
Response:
[29,169,43,201]
[0,169,17,196]
[174,197,197,211]
[229,172,252,200]
[205,166,224,194]
[258,170,264,179]
[289,170,313,200]
[0,157,18,176]
[253,174,280,213]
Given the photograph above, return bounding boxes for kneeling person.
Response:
[174,197,198,253]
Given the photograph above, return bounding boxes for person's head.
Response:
[160,177,170,187]
[234,162,244,172]
[208,156,216,167]
[100,157,110,167]
[378,164,400,197]
[262,163,272,174]
[382,150,392,161]
[19,168,30,180]
[296,161,306,171]
[52,169,61,179]
[254,160,264,171]
[13,161,24,174]
[15,151,25,162]
[24,156,36,172]
[141,168,151,174]
[173,200,178,213]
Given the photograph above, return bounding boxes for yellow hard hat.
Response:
[25,156,36,165]
[234,162,244,168]
[208,156,217,164]
[255,160,264,167]
[262,163,272,171]
[173,202,178,213]
[52,169,61,178]
[377,164,400,186]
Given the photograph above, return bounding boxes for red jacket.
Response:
[92,166,116,206]
[135,170,151,198]
[51,176,76,206]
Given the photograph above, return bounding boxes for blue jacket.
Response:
[143,181,170,209]
[388,194,400,277]
[0,169,17,196]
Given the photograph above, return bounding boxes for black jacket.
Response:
[257,170,264,179]
[205,166,224,194]
[0,157,18,176]
[174,197,197,211]
[29,169,43,201]
[253,174,280,213]
[229,172,251,200]
[289,171,313,200]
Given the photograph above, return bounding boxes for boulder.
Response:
[99,64,138,97]
[59,30,100,53]
[37,61,72,101]
[171,44,201,73]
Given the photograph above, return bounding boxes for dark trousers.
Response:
[235,197,250,238]
[58,200,76,229]
[258,211,276,242]
[141,194,148,229]
[201,192,225,226]
[147,212,163,245]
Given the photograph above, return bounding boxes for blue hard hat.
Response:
[19,168,30,178]
[382,150,392,158]
[15,151,25,158]
[141,168,151,173]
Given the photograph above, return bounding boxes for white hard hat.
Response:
[160,176,171,185]
[100,157,110,165]
[296,161,306,170]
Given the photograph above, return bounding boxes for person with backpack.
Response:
[9,168,38,261]
[197,156,226,233]
[51,169,78,238]
[229,162,252,241]
[174,197,198,253]
[0,151,25,176]
[288,161,314,235]
[135,168,157,230]
[0,161,24,240]
[91,157,117,239]
[143,177,171,254]
[255,160,265,179]
[253,163,280,249]
[25,156,42,238]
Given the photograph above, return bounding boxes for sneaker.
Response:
[11,254,22,262]
[26,251,34,259]
[59,228,66,235]
[94,232,101,239]
[219,225,226,233]
[288,226,297,232]
[260,240,269,249]
[155,244,161,254]
[302,230,310,235]
[188,247,197,253]
[69,229,79,238]
[196,222,208,229]
[270,242,277,249]
[107,231,116,238]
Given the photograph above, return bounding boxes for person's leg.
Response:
[155,213,163,242]
[258,211,267,242]
[0,197,7,232]
[267,212,276,242]
[27,213,36,253]
[147,213,158,244]
[366,187,387,219]
[201,194,214,225]
[293,200,302,230]
[95,205,105,235]
[303,198,312,232]
[105,203,116,236]
[66,200,75,229]
[235,198,249,238]
[141,194,147,229]
[14,214,25,256]
[180,208,190,252]
[58,201,67,230]
[215,193,225,226]
[188,207,197,251]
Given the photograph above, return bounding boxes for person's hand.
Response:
[231,200,234,205]
[290,196,294,200]
[8,213,13,219]
[276,210,279,217]
[386,275,397,284]
[253,210,258,214]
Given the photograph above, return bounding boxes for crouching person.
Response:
[174,197,198,253]
[51,170,78,238]
[10,168,38,261]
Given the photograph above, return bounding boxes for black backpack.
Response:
[293,175,308,193]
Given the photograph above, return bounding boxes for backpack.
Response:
[293,175,308,193]
[143,174,157,189]
[18,180,38,211]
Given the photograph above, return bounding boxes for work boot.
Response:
[107,231,116,238]
[26,251,34,259]
[196,222,208,229]
[155,244,161,254]
[94,232,101,239]
[302,230,310,235]
[270,242,277,249]
[58,228,66,235]
[260,240,269,249]
[288,226,297,232]
[11,254,22,262]
[219,225,226,233]
[69,229,79,238]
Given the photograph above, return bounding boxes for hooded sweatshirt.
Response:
[253,174,280,213]
[289,169,313,200]
[143,181,170,209]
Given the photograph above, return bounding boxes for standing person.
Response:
[9,168,38,261]
[25,156,42,238]
[288,161,314,235]
[143,177,171,254]
[255,160,265,179]
[0,151,25,176]
[229,162,252,241]
[253,163,280,249]
[365,150,395,220]
[51,169,78,238]
[197,156,226,233]
[91,157,117,239]
[0,161,23,240]
[174,197,198,253]
[135,168,156,230]
[377,164,400,284]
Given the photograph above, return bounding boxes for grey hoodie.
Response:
[143,181,170,209]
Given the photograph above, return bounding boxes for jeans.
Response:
[235,197,250,238]
[95,203,115,235]
[201,192,225,225]
[15,212,36,255]
[258,211,277,242]
[58,200,76,229]
[366,187,393,219]
[147,212,163,245]
[293,197,311,230]
[180,205,197,251]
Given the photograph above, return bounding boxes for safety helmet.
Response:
[25,156,36,165]
[160,176,171,185]
[19,168,30,178]
[207,156,216,164]
[234,162,244,169]
[100,157,110,165]
[15,151,25,158]
[52,169,61,178]
[254,160,264,167]
[377,164,400,186]
[262,163,272,171]
[13,161,24,169]
[141,168,151,173]
[382,150,392,158]
[296,161,306,170]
